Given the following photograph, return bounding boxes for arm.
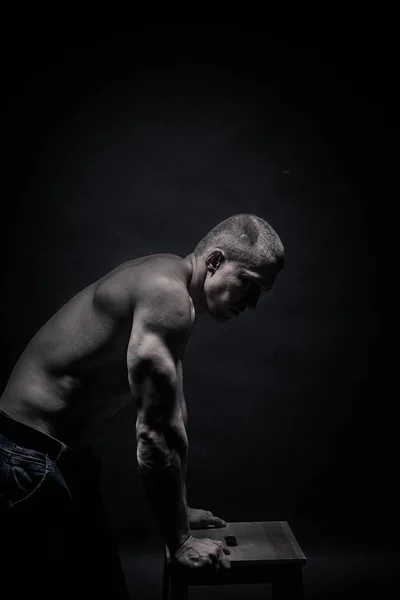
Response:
[128,287,191,555]
[128,283,230,570]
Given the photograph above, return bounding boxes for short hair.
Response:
[194,214,284,270]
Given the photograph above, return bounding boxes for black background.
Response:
[1,23,394,595]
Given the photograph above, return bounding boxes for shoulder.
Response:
[92,255,192,325]
[135,275,193,336]
[129,276,193,364]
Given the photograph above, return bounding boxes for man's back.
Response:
[0,253,194,445]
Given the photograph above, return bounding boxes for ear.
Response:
[206,249,225,274]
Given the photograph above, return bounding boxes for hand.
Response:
[173,535,231,571]
[188,507,227,529]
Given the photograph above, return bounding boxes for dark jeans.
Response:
[0,410,130,599]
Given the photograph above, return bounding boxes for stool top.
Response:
[166,521,306,566]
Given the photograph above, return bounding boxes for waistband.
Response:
[0,409,73,462]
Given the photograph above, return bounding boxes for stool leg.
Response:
[162,555,170,600]
[170,576,188,600]
[272,566,303,600]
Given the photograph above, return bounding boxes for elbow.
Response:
[129,360,177,407]
[137,428,175,470]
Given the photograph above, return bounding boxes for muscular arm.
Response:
[128,284,192,554]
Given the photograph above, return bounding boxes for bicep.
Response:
[128,330,179,432]
[131,335,189,467]
[127,287,191,425]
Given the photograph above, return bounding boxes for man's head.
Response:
[193,214,284,322]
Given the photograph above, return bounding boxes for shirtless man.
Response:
[0,213,284,597]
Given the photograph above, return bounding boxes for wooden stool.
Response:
[163,521,306,599]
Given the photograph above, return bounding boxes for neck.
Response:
[183,253,208,315]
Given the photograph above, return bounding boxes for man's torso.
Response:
[0,254,194,446]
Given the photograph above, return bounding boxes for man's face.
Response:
[203,251,278,322]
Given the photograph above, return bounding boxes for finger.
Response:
[210,517,227,528]
[219,554,231,569]
[208,553,219,568]
[215,541,231,555]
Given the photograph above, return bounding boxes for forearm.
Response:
[138,430,190,554]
